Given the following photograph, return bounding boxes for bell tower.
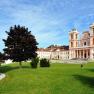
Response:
[90,23,94,46]
[69,28,79,59]
[89,23,94,59]
[69,28,79,48]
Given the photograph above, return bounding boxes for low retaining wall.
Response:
[50,60,88,64]
[63,60,88,64]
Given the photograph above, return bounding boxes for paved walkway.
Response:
[0,73,6,80]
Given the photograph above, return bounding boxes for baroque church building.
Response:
[69,23,94,60]
[37,23,94,60]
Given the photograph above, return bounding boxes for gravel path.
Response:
[0,73,6,80]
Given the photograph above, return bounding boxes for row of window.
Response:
[70,38,94,47]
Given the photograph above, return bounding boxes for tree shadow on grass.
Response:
[87,69,94,72]
[0,65,31,73]
[73,75,94,88]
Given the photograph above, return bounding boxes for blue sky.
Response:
[0,0,94,52]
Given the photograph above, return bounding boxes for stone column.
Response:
[79,50,81,59]
[86,49,88,59]
[74,50,76,58]
[83,50,84,59]
[77,50,78,58]
[78,50,79,58]
[75,50,77,58]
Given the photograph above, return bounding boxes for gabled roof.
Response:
[37,45,69,52]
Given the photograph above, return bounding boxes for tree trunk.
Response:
[19,62,22,68]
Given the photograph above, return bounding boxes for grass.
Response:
[0,62,94,94]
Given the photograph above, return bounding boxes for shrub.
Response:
[40,58,50,67]
[30,57,39,68]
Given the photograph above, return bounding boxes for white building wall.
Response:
[69,50,76,59]
[37,50,69,60]
[59,51,69,60]
[37,51,51,59]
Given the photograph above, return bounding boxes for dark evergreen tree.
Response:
[3,25,38,67]
[0,52,4,66]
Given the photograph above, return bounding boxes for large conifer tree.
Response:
[3,25,38,67]
[0,52,4,66]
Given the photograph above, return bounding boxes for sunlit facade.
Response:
[37,23,94,60]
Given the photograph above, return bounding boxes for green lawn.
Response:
[0,62,94,94]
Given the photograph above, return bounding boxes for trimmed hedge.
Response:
[30,57,39,68]
[40,58,50,67]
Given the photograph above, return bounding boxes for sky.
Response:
[0,0,94,52]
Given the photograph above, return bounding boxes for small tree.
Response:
[40,58,50,67]
[3,25,38,67]
[30,57,39,68]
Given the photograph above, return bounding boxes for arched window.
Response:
[71,42,73,47]
[93,38,94,45]
[71,34,73,39]
[84,42,86,46]
[76,34,77,39]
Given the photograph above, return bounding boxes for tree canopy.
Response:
[3,25,38,64]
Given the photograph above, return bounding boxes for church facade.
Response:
[37,23,94,60]
[69,23,94,60]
